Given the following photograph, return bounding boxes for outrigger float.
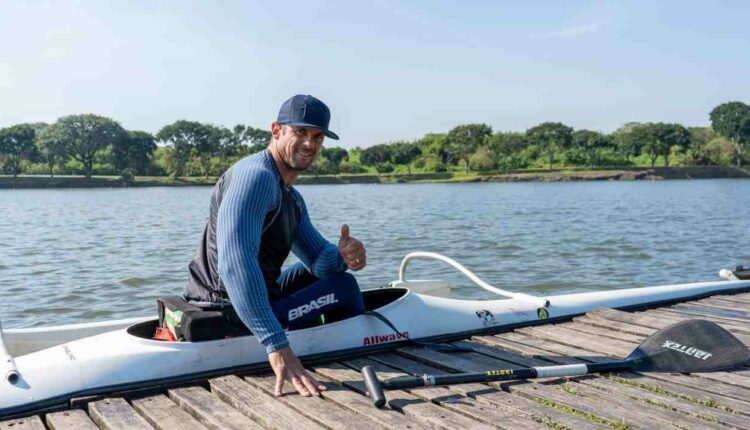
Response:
[1,252,749,418]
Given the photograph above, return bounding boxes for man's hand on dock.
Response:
[269,346,327,397]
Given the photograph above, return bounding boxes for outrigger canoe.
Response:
[1,252,749,419]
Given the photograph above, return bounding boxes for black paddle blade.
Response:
[627,319,750,373]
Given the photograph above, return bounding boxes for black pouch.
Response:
[157,296,248,341]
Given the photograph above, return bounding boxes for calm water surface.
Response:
[1,180,749,328]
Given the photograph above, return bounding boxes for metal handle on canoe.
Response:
[397,252,550,308]
[0,316,20,385]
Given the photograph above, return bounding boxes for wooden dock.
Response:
[3,291,750,430]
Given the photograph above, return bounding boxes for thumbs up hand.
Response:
[338,224,366,271]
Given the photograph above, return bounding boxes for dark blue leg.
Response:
[271,272,365,330]
[277,262,319,295]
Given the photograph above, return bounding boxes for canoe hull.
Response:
[2,279,750,418]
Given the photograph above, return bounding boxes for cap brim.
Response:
[281,121,339,140]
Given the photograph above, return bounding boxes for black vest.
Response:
[184,156,300,304]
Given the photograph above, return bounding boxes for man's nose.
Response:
[302,134,321,148]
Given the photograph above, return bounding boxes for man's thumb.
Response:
[340,224,350,241]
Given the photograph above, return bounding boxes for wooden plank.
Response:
[209,375,324,430]
[370,352,609,430]
[506,379,661,429]
[88,398,154,430]
[46,409,99,430]
[701,297,750,311]
[168,386,264,430]
[539,379,727,430]
[453,339,554,367]
[0,415,46,430]
[390,345,643,428]
[396,332,727,429]
[653,308,750,337]
[715,293,750,305]
[548,318,750,391]
[244,373,390,430]
[573,313,657,337]
[667,304,750,322]
[308,363,433,430]
[516,325,632,357]
[339,357,512,430]
[587,307,678,330]
[131,395,207,430]
[485,332,614,363]
[561,321,646,344]
[500,328,750,415]
[581,375,750,429]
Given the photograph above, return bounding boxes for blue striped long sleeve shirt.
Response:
[216,151,346,353]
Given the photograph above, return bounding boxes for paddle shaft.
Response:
[386,360,632,389]
[362,361,634,407]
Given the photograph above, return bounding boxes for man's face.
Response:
[272,122,325,171]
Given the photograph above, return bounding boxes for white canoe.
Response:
[1,252,749,418]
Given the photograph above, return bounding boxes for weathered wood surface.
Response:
[0,415,46,430]
[168,386,265,430]
[209,375,324,430]
[3,291,749,429]
[88,398,154,430]
[131,395,207,430]
[45,409,99,430]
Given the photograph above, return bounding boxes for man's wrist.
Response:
[263,333,289,354]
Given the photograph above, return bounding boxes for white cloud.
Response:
[536,22,602,39]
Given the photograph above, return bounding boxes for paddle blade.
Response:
[627,319,750,373]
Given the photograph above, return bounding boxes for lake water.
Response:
[1,179,749,328]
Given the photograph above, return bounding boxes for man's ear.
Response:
[271,121,282,139]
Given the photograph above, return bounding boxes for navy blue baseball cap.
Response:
[276,94,339,140]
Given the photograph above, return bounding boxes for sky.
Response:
[1,0,749,148]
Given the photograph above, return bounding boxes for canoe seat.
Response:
[157,296,249,342]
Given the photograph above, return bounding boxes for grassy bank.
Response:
[1,166,748,189]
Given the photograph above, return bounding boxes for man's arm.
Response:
[216,167,288,354]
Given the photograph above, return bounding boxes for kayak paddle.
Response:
[362,319,750,408]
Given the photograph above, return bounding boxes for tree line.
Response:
[1,101,749,179]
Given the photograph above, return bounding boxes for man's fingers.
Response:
[274,373,284,397]
[292,376,312,397]
[340,224,350,241]
[300,373,322,397]
[340,240,363,256]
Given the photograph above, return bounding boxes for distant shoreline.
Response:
[1,166,748,189]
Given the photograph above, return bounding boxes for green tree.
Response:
[321,147,349,175]
[468,146,496,172]
[389,141,421,175]
[156,120,208,178]
[571,130,609,168]
[486,132,527,156]
[613,122,643,162]
[709,101,750,166]
[637,123,689,167]
[232,125,272,154]
[659,123,689,167]
[35,123,67,177]
[526,122,573,169]
[447,124,493,173]
[0,124,37,177]
[360,144,392,175]
[112,131,157,175]
[51,114,126,178]
[417,133,454,170]
[214,126,237,175]
[486,132,528,171]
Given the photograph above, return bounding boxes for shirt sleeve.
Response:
[217,166,289,354]
[291,190,347,277]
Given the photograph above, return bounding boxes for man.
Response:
[184,94,367,397]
